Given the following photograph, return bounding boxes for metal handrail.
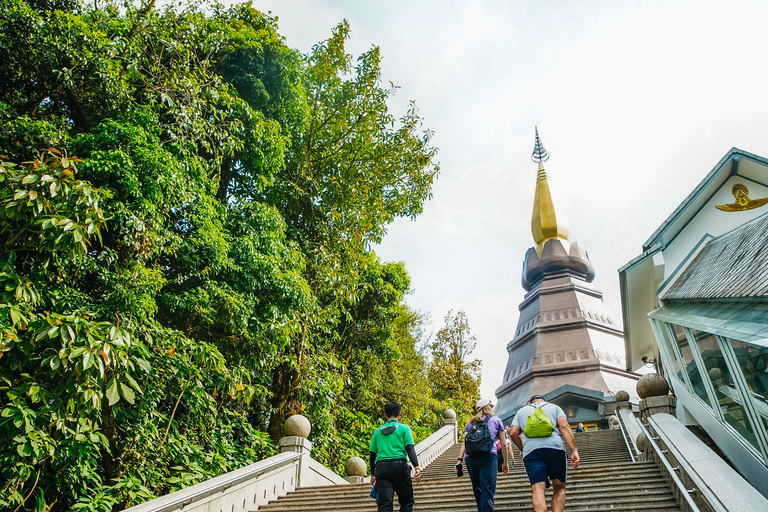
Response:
[616,411,636,463]
[634,417,700,512]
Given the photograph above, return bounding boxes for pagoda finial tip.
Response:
[531,126,550,163]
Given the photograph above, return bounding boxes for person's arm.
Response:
[455,440,466,475]
[369,431,378,486]
[498,428,510,475]
[556,416,580,469]
[405,444,422,483]
[508,424,523,452]
[401,426,421,483]
[369,451,377,486]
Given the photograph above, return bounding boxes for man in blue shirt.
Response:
[369,402,422,512]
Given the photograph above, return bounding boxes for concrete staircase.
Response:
[257,429,683,511]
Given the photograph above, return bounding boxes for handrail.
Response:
[124,451,302,512]
[616,410,636,462]
[414,425,455,454]
[124,420,456,512]
[413,423,456,470]
[634,417,700,512]
[617,407,643,459]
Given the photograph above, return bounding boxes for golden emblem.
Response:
[716,184,768,212]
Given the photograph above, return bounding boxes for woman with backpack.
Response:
[455,399,509,512]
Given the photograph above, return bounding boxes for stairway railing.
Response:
[616,407,643,461]
[642,413,768,512]
[616,409,636,462]
[413,423,457,470]
[122,451,328,512]
[123,415,458,512]
[635,417,701,512]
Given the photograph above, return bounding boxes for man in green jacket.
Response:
[370,402,422,512]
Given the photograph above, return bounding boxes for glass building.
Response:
[620,148,768,498]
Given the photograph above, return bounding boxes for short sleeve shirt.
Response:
[464,415,505,457]
[369,419,415,461]
[512,402,566,458]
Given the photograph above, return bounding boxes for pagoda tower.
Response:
[494,129,640,427]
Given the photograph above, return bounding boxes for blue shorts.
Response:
[523,448,567,487]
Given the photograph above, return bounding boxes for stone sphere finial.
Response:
[345,457,367,477]
[636,432,647,453]
[709,367,723,381]
[609,415,620,428]
[615,390,630,402]
[443,408,457,420]
[637,374,670,399]
[283,414,311,438]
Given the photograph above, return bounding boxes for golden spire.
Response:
[530,128,569,255]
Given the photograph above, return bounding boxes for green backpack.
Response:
[523,405,554,438]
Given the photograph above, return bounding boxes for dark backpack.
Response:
[465,417,494,456]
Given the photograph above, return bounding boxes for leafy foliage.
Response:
[0,1,455,510]
[428,309,483,413]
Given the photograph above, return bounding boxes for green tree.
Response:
[0,1,440,509]
[297,256,411,470]
[0,1,308,508]
[428,309,482,411]
[262,21,439,439]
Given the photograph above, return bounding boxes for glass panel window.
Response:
[673,325,711,407]
[691,330,759,450]
[727,337,768,452]
[662,323,687,387]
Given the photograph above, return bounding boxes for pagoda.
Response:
[494,129,641,428]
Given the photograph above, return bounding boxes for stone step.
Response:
[266,468,672,503]
[299,461,664,498]
[258,491,679,512]
[289,474,668,504]
[269,476,671,507]
[258,429,681,512]
[425,429,634,479]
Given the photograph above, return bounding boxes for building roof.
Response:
[643,148,768,251]
[664,211,768,300]
[649,300,768,345]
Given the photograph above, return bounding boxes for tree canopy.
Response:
[429,309,483,408]
[0,1,481,510]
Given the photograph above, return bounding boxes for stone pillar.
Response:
[345,457,367,484]
[635,432,648,461]
[442,408,457,426]
[637,374,676,422]
[279,414,313,455]
[614,390,632,411]
[609,415,620,430]
[443,408,457,443]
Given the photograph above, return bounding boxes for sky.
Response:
[247,0,768,400]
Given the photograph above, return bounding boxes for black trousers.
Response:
[375,458,414,512]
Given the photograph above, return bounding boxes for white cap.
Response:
[475,399,493,411]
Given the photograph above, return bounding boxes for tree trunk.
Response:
[101,399,122,483]
[267,327,307,441]
[267,360,302,441]
[216,158,233,203]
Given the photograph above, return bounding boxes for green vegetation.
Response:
[0,1,482,510]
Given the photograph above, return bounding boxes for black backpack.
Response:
[465,417,494,456]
